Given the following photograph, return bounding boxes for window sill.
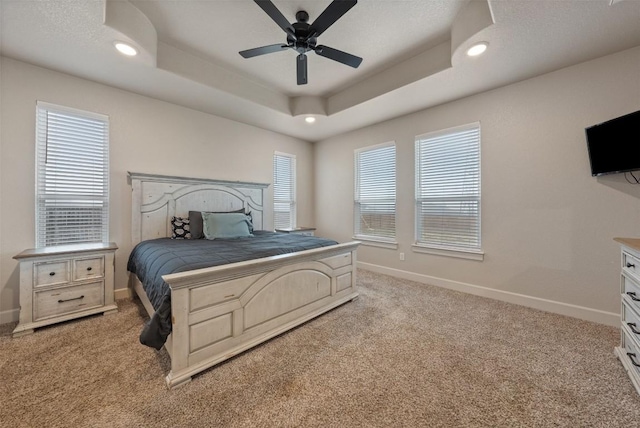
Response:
[411,244,484,261]
[352,236,399,250]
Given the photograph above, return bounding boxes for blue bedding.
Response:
[127,231,339,349]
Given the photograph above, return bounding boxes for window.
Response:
[273,152,296,229]
[36,102,110,248]
[354,142,396,245]
[414,123,482,259]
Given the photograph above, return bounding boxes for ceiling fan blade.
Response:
[239,44,289,59]
[310,0,357,37]
[254,0,295,37]
[314,45,362,68]
[297,54,308,85]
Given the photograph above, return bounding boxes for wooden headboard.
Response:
[128,172,270,244]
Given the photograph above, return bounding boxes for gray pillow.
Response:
[202,212,253,239]
[189,208,245,239]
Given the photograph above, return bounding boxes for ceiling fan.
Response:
[239,0,362,85]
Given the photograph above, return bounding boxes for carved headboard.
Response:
[128,172,270,244]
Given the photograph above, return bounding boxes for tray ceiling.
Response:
[1,0,639,142]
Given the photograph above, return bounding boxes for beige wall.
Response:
[315,46,640,318]
[0,57,314,322]
[2,46,639,324]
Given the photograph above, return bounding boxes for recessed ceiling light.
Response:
[305,116,316,124]
[114,42,137,57]
[467,42,488,57]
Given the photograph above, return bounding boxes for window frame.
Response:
[35,101,110,248]
[273,151,296,230]
[353,141,398,249]
[413,122,484,261]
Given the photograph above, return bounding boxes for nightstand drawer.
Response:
[34,260,70,287]
[73,256,104,281]
[34,281,104,321]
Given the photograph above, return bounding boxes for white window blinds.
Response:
[415,123,480,251]
[273,152,296,229]
[36,102,109,248]
[354,143,396,240]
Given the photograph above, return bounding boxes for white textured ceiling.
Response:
[1,0,640,142]
[130,0,463,97]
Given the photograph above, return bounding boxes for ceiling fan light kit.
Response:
[240,0,362,85]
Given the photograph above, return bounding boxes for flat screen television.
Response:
[585,110,640,176]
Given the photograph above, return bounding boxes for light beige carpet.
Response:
[1,269,639,427]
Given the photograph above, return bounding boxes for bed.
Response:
[127,172,360,388]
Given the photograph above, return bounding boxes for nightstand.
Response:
[275,227,316,236]
[12,242,118,338]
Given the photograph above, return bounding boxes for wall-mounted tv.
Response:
[585,110,640,176]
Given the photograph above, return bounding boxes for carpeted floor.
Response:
[1,269,639,427]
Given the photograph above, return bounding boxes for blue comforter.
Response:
[127,231,338,349]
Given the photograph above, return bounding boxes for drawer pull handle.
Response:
[627,352,640,368]
[87,267,92,271]
[627,263,636,268]
[58,295,84,303]
[627,292,640,302]
[628,322,640,335]
[49,272,55,276]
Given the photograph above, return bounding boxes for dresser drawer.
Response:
[623,301,640,344]
[73,256,104,281]
[622,330,640,379]
[623,251,640,280]
[622,273,640,311]
[34,281,104,321]
[34,260,70,287]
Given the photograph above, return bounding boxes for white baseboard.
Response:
[114,287,133,300]
[2,268,620,327]
[0,308,19,325]
[358,262,619,327]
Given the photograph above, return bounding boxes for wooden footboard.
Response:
[133,241,359,389]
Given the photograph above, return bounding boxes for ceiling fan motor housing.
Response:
[290,10,316,53]
[295,10,309,23]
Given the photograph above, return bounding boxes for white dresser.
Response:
[12,242,118,338]
[614,237,640,395]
